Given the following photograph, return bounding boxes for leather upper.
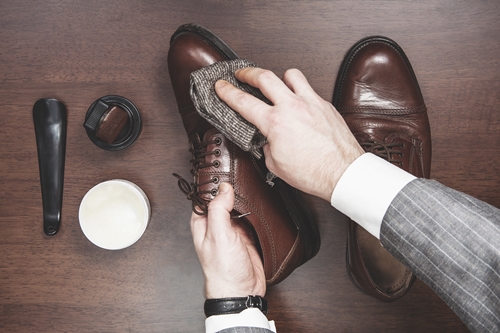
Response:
[334,36,431,301]
[168,33,226,138]
[335,40,424,110]
[335,39,431,178]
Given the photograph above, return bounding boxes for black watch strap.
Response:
[204,295,268,317]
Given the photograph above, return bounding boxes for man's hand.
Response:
[215,68,364,201]
[190,182,266,299]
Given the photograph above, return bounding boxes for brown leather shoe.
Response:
[333,36,431,301]
[168,23,320,285]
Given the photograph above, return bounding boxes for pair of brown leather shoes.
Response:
[167,23,320,285]
[167,24,431,297]
[333,37,432,301]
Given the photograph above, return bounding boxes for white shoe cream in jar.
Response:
[79,179,151,250]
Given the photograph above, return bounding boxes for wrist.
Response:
[324,147,364,201]
[204,276,266,299]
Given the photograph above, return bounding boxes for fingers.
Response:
[190,211,207,249]
[236,67,316,100]
[215,80,271,136]
[205,182,235,241]
[235,67,295,105]
[190,182,235,247]
[216,67,319,137]
[282,68,318,98]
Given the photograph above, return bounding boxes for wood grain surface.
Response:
[1,1,499,332]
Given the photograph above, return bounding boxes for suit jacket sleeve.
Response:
[380,178,500,333]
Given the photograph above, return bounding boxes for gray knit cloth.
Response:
[190,59,270,159]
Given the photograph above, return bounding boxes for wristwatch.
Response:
[204,295,268,317]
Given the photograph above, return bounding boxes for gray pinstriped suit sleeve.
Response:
[217,328,274,333]
[381,179,500,333]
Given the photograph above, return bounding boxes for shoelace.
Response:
[360,140,404,165]
[173,138,222,215]
[173,138,252,219]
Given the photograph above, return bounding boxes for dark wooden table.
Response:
[1,1,498,332]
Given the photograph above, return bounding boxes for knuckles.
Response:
[233,90,254,107]
[255,69,277,86]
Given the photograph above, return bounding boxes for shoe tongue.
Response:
[202,128,221,142]
[188,128,220,151]
[358,133,425,177]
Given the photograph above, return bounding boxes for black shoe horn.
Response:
[33,98,67,236]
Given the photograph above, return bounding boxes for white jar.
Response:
[79,179,151,250]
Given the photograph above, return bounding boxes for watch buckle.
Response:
[246,295,261,309]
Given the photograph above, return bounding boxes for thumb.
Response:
[206,182,235,239]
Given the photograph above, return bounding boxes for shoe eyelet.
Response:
[213,160,220,168]
[211,188,219,196]
[215,138,222,145]
[212,176,219,183]
[214,149,221,157]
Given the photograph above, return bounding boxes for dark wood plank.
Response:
[2,0,498,331]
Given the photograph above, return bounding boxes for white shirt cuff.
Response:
[205,308,276,333]
[330,153,416,239]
